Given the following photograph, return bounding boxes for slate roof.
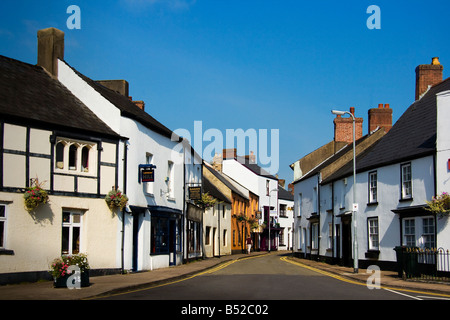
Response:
[278,185,294,201]
[323,77,450,183]
[235,156,278,180]
[60,60,180,141]
[0,55,120,139]
[354,77,450,173]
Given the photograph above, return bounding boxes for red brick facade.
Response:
[368,103,392,133]
[333,107,363,143]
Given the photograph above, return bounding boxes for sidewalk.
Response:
[0,252,267,300]
[287,255,450,297]
[0,251,449,300]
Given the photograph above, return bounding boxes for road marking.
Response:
[383,288,422,300]
[280,256,450,300]
[87,254,268,299]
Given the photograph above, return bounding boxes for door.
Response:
[341,220,352,267]
[169,219,176,266]
[132,214,140,271]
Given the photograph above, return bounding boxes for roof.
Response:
[354,77,450,173]
[60,60,180,141]
[235,156,278,180]
[0,55,120,139]
[278,185,294,201]
[202,175,231,204]
[203,162,249,200]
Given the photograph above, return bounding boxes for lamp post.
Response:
[268,188,278,253]
[331,109,358,273]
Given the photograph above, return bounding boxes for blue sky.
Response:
[1,0,449,184]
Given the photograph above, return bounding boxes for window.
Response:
[55,142,65,169]
[328,223,333,249]
[368,171,377,203]
[0,205,6,248]
[81,146,90,172]
[55,138,95,174]
[403,218,415,247]
[62,211,82,255]
[145,153,154,195]
[297,193,302,217]
[280,204,287,217]
[422,217,435,249]
[266,180,270,196]
[151,216,168,254]
[167,161,174,198]
[401,163,412,199]
[223,229,227,246]
[205,226,211,245]
[367,217,379,250]
[311,223,318,250]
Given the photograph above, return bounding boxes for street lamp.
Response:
[331,109,358,273]
[268,188,278,253]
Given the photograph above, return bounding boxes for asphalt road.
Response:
[101,253,417,301]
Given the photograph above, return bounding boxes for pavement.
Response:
[0,251,449,300]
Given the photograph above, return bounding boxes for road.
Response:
[100,252,439,301]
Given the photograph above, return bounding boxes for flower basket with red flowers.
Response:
[23,178,49,212]
[105,188,128,210]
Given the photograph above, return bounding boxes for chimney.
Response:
[96,80,129,97]
[333,107,363,143]
[368,103,393,133]
[415,57,444,100]
[223,148,237,159]
[37,28,64,77]
[133,100,145,111]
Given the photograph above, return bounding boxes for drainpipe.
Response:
[121,140,128,274]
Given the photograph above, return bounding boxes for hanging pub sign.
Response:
[188,186,202,201]
[138,164,157,183]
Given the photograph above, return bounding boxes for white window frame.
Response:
[368,171,377,203]
[61,210,83,255]
[167,161,175,199]
[403,218,416,247]
[401,163,412,199]
[422,217,435,249]
[367,217,379,250]
[311,223,319,250]
[297,193,302,217]
[145,152,154,195]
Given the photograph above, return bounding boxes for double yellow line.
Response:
[280,256,450,299]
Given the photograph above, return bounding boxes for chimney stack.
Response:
[37,28,64,77]
[333,107,363,143]
[368,103,392,133]
[415,57,443,100]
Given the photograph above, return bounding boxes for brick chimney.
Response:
[37,28,64,77]
[333,107,363,143]
[96,80,129,97]
[368,103,392,133]
[133,100,145,111]
[415,57,443,100]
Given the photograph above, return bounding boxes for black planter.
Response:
[53,271,89,288]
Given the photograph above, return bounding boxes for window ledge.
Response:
[367,201,378,206]
[399,197,413,202]
[365,250,380,259]
[0,249,15,255]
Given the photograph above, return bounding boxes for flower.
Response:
[49,253,90,279]
[23,180,49,212]
[105,188,128,210]
[426,192,450,218]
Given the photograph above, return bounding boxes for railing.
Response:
[394,247,450,282]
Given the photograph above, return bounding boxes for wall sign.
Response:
[138,164,157,183]
[188,186,202,200]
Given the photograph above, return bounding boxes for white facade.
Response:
[58,60,188,271]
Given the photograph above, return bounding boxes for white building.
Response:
[56,28,202,271]
[292,57,450,271]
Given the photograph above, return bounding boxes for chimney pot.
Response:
[432,57,440,65]
[350,107,355,115]
[415,57,444,100]
[378,103,383,109]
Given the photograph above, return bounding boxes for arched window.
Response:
[69,144,77,170]
[55,142,65,169]
[81,146,89,172]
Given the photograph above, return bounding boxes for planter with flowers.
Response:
[50,253,90,288]
[23,178,49,212]
[426,192,450,218]
[105,188,128,211]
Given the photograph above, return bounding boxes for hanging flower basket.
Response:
[23,178,49,212]
[105,188,128,210]
[50,253,90,288]
[426,192,450,218]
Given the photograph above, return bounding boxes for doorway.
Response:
[341,219,352,267]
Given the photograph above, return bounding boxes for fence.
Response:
[394,247,450,282]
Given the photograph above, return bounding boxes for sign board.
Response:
[352,203,359,212]
[188,186,202,201]
[141,169,154,182]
